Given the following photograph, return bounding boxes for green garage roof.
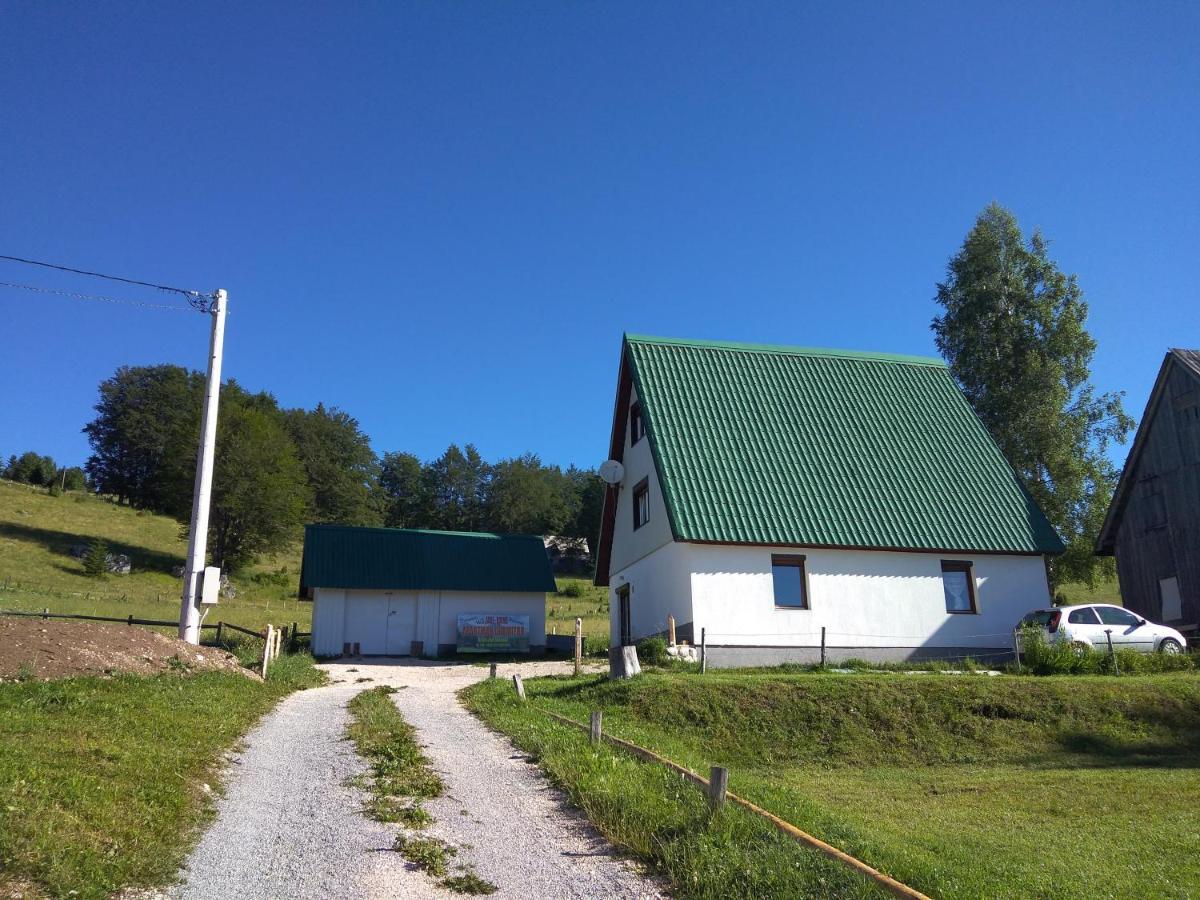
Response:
[300,525,557,594]
[612,334,1063,555]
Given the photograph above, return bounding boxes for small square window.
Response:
[632,478,649,530]
[771,555,808,609]
[630,403,646,446]
[941,561,977,614]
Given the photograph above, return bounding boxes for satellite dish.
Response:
[599,459,625,485]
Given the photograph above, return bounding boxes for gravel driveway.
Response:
[174,659,663,899]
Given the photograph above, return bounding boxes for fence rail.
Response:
[535,704,930,900]
[0,608,218,629]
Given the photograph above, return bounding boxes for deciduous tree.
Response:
[283,403,381,526]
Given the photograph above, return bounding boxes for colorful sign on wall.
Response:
[456,613,531,653]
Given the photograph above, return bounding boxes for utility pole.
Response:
[178,289,227,645]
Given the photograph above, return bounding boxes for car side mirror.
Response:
[1138,619,1147,627]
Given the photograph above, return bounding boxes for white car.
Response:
[1018,604,1188,654]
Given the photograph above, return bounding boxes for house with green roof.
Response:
[595,334,1063,666]
[301,524,556,657]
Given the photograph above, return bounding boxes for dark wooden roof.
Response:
[1171,348,1200,378]
[1096,349,1200,553]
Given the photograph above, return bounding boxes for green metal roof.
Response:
[623,335,1063,554]
[300,525,557,594]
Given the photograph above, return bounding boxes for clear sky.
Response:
[2,2,1196,471]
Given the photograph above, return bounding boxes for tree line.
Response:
[2,451,87,493]
[80,364,604,571]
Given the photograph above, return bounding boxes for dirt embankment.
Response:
[0,617,254,681]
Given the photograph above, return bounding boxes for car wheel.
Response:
[1158,638,1183,655]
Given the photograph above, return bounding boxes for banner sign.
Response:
[456,614,530,653]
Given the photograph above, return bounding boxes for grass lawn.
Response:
[463,670,1200,899]
[0,651,323,899]
[547,577,610,650]
[0,479,311,632]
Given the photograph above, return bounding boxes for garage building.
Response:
[300,524,555,657]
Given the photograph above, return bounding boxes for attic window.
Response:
[630,402,646,446]
[632,478,650,530]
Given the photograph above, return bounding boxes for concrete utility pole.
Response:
[178,289,227,645]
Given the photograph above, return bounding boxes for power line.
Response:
[0,280,197,312]
[0,253,207,297]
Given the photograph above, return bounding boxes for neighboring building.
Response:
[1096,349,1200,638]
[301,524,555,657]
[595,335,1064,666]
[543,534,592,574]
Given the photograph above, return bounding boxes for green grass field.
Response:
[0,652,323,899]
[547,578,609,649]
[0,479,311,631]
[463,670,1200,899]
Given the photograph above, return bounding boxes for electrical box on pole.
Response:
[178,289,227,644]
[200,566,221,605]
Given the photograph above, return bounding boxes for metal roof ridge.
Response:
[624,333,947,367]
[303,523,545,541]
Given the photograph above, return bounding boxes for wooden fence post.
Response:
[128,614,133,626]
[291,621,299,651]
[512,674,526,700]
[261,624,274,678]
[1012,630,1022,673]
[708,766,728,809]
[489,662,498,679]
[820,626,826,667]
[574,617,583,677]
[667,614,676,647]
[700,627,707,674]
[216,621,224,647]
[590,711,603,745]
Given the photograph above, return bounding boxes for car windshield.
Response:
[1021,611,1056,627]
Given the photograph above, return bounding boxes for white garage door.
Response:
[344,594,417,655]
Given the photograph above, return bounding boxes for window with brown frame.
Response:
[630,402,646,446]
[941,560,977,614]
[771,554,809,609]
[632,478,650,530]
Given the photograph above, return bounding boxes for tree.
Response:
[83,365,202,511]
[3,451,58,486]
[379,451,428,528]
[423,444,489,531]
[565,465,606,554]
[485,454,580,535]
[83,538,109,578]
[60,467,87,492]
[283,403,381,525]
[932,203,1133,588]
[207,400,310,571]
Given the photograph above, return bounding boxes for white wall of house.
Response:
[609,541,695,643]
[688,545,1049,650]
[311,587,546,657]
[609,385,674,573]
[608,541,1050,657]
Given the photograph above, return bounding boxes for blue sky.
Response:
[2,2,1196,471]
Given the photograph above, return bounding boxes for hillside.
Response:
[0,479,311,631]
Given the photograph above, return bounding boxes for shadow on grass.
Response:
[1047,729,1200,769]
[0,521,183,575]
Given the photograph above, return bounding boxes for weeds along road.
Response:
[174,659,663,900]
